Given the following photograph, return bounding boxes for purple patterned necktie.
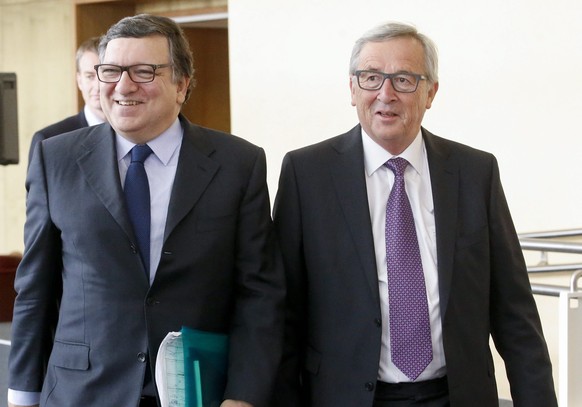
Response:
[384,157,432,381]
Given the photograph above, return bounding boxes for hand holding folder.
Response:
[155,327,229,407]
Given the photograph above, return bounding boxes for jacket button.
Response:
[374,318,382,327]
[146,297,157,306]
[130,244,138,254]
[365,381,375,391]
[137,352,147,363]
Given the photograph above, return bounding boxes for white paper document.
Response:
[155,331,186,407]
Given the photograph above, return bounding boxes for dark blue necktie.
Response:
[385,157,432,380]
[124,144,153,278]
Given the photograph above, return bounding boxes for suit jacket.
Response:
[271,125,556,407]
[28,110,89,164]
[10,116,285,407]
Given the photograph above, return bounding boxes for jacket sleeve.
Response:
[270,153,309,407]
[9,142,62,392]
[222,147,286,407]
[486,156,557,406]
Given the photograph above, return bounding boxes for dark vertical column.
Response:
[0,73,19,165]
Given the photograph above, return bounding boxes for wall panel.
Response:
[0,0,75,254]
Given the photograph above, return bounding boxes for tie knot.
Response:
[130,144,153,164]
[385,157,409,177]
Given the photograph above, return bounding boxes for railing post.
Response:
[569,269,582,292]
[519,229,582,407]
[558,273,582,407]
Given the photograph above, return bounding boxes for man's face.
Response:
[77,50,104,120]
[350,37,438,155]
[99,35,189,144]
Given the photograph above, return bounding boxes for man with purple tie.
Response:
[271,21,556,407]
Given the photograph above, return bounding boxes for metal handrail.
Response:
[518,229,581,407]
[519,228,582,239]
[518,229,582,296]
[528,269,582,296]
[531,284,568,297]
[520,238,582,255]
[528,264,582,273]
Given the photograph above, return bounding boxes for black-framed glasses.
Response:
[94,63,172,83]
[354,70,428,93]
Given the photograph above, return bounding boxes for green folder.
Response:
[181,326,229,407]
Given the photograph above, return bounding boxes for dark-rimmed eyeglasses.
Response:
[354,70,427,93]
[94,64,172,83]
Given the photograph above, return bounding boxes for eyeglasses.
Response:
[354,70,428,93]
[94,63,172,83]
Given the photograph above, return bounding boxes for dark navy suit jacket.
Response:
[28,110,88,165]
[272,125,557,407]
[11,116,285,407]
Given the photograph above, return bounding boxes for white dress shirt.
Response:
[117,118,182,284]
[362,129,447,383]
[83,104,105,127]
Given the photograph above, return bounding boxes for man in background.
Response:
[28,36,106,164]
[271,21,557,406]
[10,14,283,407]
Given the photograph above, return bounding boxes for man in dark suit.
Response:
[271,22,557,407]
[27,36,106,165]
[9,14,284,407]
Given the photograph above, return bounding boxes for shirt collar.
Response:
[362,128,425,177]
[116,118,183,165]
[83,105,105,126]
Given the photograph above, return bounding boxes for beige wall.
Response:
[0,0,76,254]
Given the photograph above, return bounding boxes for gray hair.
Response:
[349,22,439,83]
[99,14,195,101]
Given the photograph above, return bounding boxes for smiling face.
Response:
[99,35,189,144]
[350,36,438,155]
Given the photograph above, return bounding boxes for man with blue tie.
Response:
[271,22,557,406]
[9,14,284,407]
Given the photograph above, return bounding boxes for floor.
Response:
[0,323,9,340]
[0,322,10,407]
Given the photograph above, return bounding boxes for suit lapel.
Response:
[330,126,380,304]
[75,121,219,245]
[163,122,219,242]
[76,125,136,241]
[423,128,458,319]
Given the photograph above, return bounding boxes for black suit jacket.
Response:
[28,110,89,164]
[10,116,285,407]
[272,125,556,407]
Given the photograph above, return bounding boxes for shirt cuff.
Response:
[8,388,41,406]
